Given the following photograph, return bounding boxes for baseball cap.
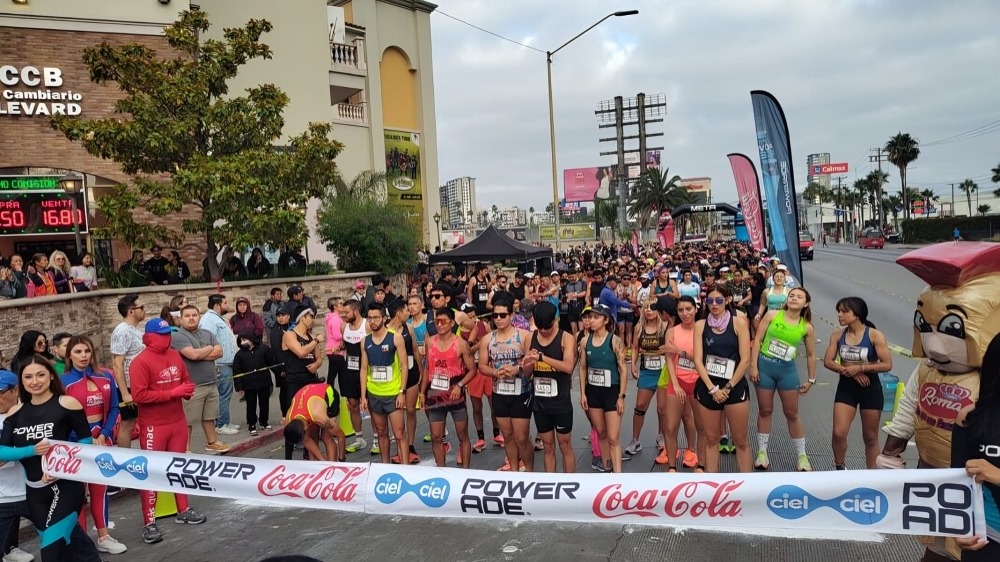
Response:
[0,370,17,392]
[776,264,789,271]
[354,280,365,290]
[524,272,535,279]
[514,271,524,279]
[459,302,477,313]
[276,304,291,316]
[287,286,303,298]
[587,303,614,319]
[144,318,172,335]
[720,267,730,273]
[550,271,560,277]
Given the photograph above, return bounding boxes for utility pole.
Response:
[834,175,845,242]
[596,93,666,242]
[869,147,889,229]
[951,183,956,218]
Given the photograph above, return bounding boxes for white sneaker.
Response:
[624,439,642,456]
[228,423,240,430]
[655,433,665,451]
[97,535,128,554]
[3,547,34,562]
[216,425,239,435]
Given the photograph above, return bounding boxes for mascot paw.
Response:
[875,454,906,469]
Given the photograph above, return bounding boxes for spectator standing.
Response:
[6,255,28,299]
[170,305,230,452]
[110,294,146,450]
[50,332,72,375]
[70,251,98,292]
[287,285,317,313]
[230,296,264,340]
[262,287,285,347]
[200,294,238,435]
[143,246,170,286]
[233,331,280,436]
[26,253,57,297]
[49,250,73,294]
[246,248,272,278]
[167,251,190,285]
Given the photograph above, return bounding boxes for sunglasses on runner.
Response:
[705,297,725,305]
[431,293,445,299]
[434,318,450,325]
[494,313,510,319]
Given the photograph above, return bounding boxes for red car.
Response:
[859,228,885,249]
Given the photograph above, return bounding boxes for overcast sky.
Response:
[428,0,1000,211]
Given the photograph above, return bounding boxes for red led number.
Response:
[42,209,84,226]
[0,210,25,228]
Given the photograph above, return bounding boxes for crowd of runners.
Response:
[0,238,996,561]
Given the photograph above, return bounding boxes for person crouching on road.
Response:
[283,383,345,462]
[129,318,205,545]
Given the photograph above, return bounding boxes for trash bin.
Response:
[879,373,899,412]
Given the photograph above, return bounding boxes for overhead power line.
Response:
[922,118,1000,147]
[435,10,545,54]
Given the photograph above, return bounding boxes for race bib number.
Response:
[677,356,696,372]
[347,356,360,371]
[478,293,487,302]
[767,339,797,361]
[839,345,865,363]
[533,377,557,398]
[643,355,663,370]
[587,368,612,388]
[430,373,451,391]
[705,355,736,380]
[495,378,523,396]
[371,365,392,383]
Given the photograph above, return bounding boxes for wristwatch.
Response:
[457,381,466,388]
[807,378,817,384]
[724,382,733,390]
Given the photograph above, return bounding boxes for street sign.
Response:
[810,162,849,175]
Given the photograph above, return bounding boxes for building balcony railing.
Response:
[330,38,366,71]
[334,102,366,124]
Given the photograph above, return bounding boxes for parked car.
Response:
[859,228,885,249]
[799,231,814,260]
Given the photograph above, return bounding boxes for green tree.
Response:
[627,167,684,232]
[977,204,991,216]
[595,198,620,244]
[884,194,903,231]
[918,188,939,218]
[992,163,1000,184]
[50,10,341,280]
[803,181,833,204]
[865,169,890,228]
[993,188,1000,200]
[885,133,920,221]
[317,188,419,274]
[332,170,389,202]
[959,179,978,216]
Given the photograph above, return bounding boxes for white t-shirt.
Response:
[0,413,26,503]
[110,321,145,389]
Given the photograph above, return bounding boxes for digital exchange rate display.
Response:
[0,191,88,235]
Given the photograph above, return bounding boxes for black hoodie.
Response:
[233,331,282,392]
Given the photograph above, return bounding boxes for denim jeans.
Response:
[216,363,234,428]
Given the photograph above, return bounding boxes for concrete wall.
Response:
[0,271,380,368]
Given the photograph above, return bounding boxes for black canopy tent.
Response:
[429,225,553,264]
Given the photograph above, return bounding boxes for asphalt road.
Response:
[22,244,935,562]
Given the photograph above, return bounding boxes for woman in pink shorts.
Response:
[659,296,704,471]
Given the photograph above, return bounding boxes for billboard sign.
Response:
[564,167,622,202]
[540,223,596,241]
[384,130,424,233]
[810,162,849,175]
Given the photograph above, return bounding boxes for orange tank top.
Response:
[285,383,332,423]
[671,324,699,383]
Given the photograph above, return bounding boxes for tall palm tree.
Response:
[993,188,1000,200]
[977,204,991,216]
[865,169,890,228]
[959,179,978,216]
[595,198,620,244]
[885,194,903,231]
[627,167,684,232]
[885,133,920,221]
[992,162,1000,184]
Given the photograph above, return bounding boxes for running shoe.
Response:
[835,464,847,470]
[754,450,770,471]
[390,455,402,464]
[534,438,544,451]
[175,508,206,525]
[624,439,642,456]
[249,426,259,437]
[797,453,812,472]
[621,450,631,461]
[3,547,34,562]
[370,442,381,455]
[591,456,605,472]
[422,433,433,443]
[216,424,238,435]
[654,450,670,465]
[472,439,487,453]
[408,452,421,464]
[682,450,699,468]
[142,523,163,544]
[443,441,452,455]
[718,436,730,453]
[263,424,272,430]
[655,433,664,451]
[345,437,367,453]
[498,458,512,471]
[97,535,128,554]
[204,441,230,453]
[493,433,505,446]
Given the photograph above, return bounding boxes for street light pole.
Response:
[546,10,638,253]
[58,171,85,259]
[432,212,441,251]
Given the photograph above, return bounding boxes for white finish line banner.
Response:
[43,441,984,538]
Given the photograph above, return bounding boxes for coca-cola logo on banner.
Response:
[258,465,365,503]
[46,443,82,476]
[593,480,743,519]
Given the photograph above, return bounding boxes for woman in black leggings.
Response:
[0,355,97,562]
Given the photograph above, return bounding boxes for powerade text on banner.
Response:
[42,441,985,538]
[727,153,767,252]
[751,91,803,283]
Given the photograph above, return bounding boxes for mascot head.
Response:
[897,242,1000,374]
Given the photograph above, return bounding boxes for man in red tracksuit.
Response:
[129,318,205,545]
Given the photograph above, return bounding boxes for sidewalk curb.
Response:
[17,428,284,544]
